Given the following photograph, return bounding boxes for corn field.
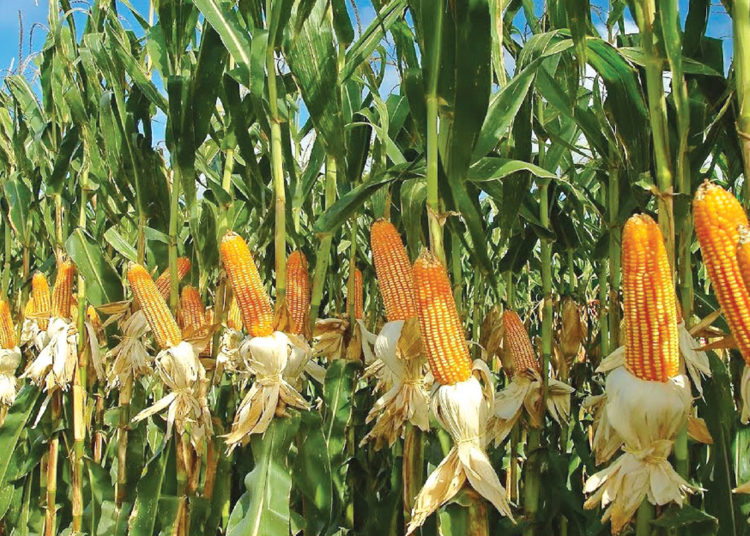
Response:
[0,0,749,535]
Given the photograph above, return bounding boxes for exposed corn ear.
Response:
[0,301,16,349]
[354,268,363,320]
[154,257,191,301]
[23,297,35,321]
[220,232,273,338]
[502,310,539,375]
[51,260,75,320]
[412,249,471,385]
[286,251,310,335]
[371,220,417,322]
[178,285,207,332]
[737,225,750,297]
[227,295,242,331]
[622,214,679,382]
[694,181,750,363]
[127,263,182,350]
[32,272,51,330]
[87,305,101,333]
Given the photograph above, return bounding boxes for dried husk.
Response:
[358,319,430,449]
[313,317,348,361]
[224,331,309,450]
[559,297,587,362]
[215,327,244,377]
[490,368,574,445]
[406,361,513,534]
[23,317,78,391]
[105,310,152,390]
[132,341,212,453]
[583,367,692,534]
[0,347,21,406]
[20,317,49,352]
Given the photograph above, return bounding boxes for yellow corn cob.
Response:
[412,250,472,385]
[154,257,191,301]
[51,260,75,320]
[127,263,182,350]
[220,232,274,338]
[694,182,750,363]
[622,214,679,382]
[24,296,35,321]
[32,272,51,330]
[178,285,207,332]
[371,220,417,322]
[354,267,363,320]
[226,295,243,331]
[0,300,16,349]
[286,251,310,335]
[87,305,101,333]
[502,310,539,375]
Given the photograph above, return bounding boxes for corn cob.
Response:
[412,250,472,385]
[622,214,679,382]
[226,295,242,331]
[127,263,182,350]
[737,225,750,297]
[51,260,75,320]
[23,297,35,321]
[502,310,539,374]
[220,232,274,338]
[32,272,51,330]
[371,220,417,322]
[178,285,207,332]
[354,267,363,320]
[86,305,101,333]
[286,251,310,335]
[694,182,750,363]
[154,257,191,301]
[0,300,16,349]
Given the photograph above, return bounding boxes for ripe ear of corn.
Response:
[51,260,75,320]
[127,263,182,350]
[622,214,679,382]
[155,257,191,301]
[86,305,101,333]
[220,232,274,338]
[737,225,750,297]
[694,182,750,363]
[32,272,51,330]
[0,301,16,349]
[354,268,363,320]
[412,249,472,385]
[502,310,539,375]
[24,297,35,320]
[178,285,207,332]
[286,251,310,335]
[226,295,243,331]
[371,220,417,322]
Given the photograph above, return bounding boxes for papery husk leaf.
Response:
[406,361,512,534]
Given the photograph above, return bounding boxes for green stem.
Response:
[608,166,621,347]
[72,164,89,533]
[425,94,445,266]
[309,156,337,328]
[734,0,750,208]
[634,0,675,268]
[2,218,10,298]
[635,501,654,536]
[599,259,610,358]
[540,181,552,405]
[403,423,424,525]
[523,428,541,534]
[168,169,181,313]
[267,46,286,302]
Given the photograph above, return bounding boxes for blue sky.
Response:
[0,0,735,145]
[0,0,734,79]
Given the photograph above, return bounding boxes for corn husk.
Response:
[358,319,430,449]
[285,333,324,384]
[132,341,212,453]
[313,317,348,360]
[583,367,692,534]
[559,297,587,362]
[224,331,309,450]
[105,310,152,390]
[23,317,78,391]
[20,317,48,352]
[215,327,244,377]
[406,361,513,534]
[0,347,21,406]
[490,368,574,445]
